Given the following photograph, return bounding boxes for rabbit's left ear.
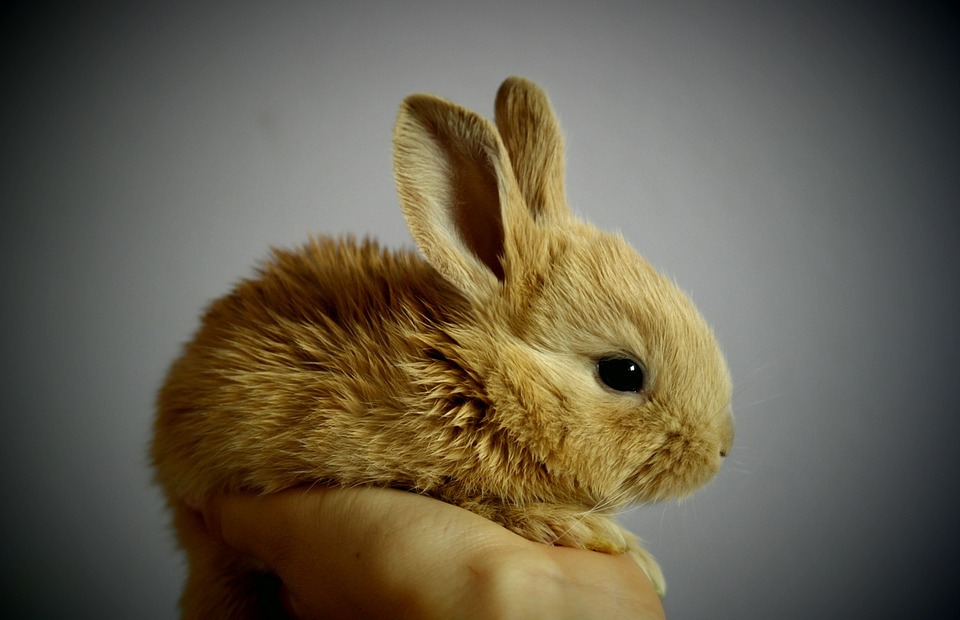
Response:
[393,93,526,300]
[494,77,571,220]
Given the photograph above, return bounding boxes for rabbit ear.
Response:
[494,77,570,220]
[393,94,525,299]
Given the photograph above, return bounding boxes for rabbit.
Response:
[152,76,734,618]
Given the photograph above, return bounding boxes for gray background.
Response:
[3,1,958,618]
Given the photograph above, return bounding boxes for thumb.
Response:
[197,491,307,569]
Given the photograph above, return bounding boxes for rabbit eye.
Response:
[597,357,645,393]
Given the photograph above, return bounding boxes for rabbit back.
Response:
[152,236,479,503]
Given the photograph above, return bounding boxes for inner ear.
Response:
[450,148,506,281]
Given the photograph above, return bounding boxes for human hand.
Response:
[200,486,665,619]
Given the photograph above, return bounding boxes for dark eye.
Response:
[597,357,645,393]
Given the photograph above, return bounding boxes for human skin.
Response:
[199,487,666,619]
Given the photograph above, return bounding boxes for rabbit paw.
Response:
[619,529,667,598]
[468,501,667,598]
[547,512,666,599]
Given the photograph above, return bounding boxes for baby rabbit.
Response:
[153,76,734,618]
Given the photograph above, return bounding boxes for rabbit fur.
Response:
[152,76,734,617]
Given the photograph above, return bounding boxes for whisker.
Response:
[658,502,670,538]
[541,489,634,547]
[736,353,786,387]
[738,393,784,409]
[726,356,785,417]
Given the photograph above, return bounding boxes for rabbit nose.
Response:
[718,409,735,458]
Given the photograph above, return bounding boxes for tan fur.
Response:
[152,77,733,617]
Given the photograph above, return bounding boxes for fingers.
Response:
[545,546,665,619]
[199,489,363,618]
[197,487,665,620]
[203,486,505,565]
[200,491,303,567]
[199,487,506,619]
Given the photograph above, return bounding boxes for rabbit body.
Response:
[153,77,733,617]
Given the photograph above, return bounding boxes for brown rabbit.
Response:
[152,76,734,618]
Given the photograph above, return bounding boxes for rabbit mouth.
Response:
[620,435,724,503]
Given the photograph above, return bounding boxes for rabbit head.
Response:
[393,77,733,511]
